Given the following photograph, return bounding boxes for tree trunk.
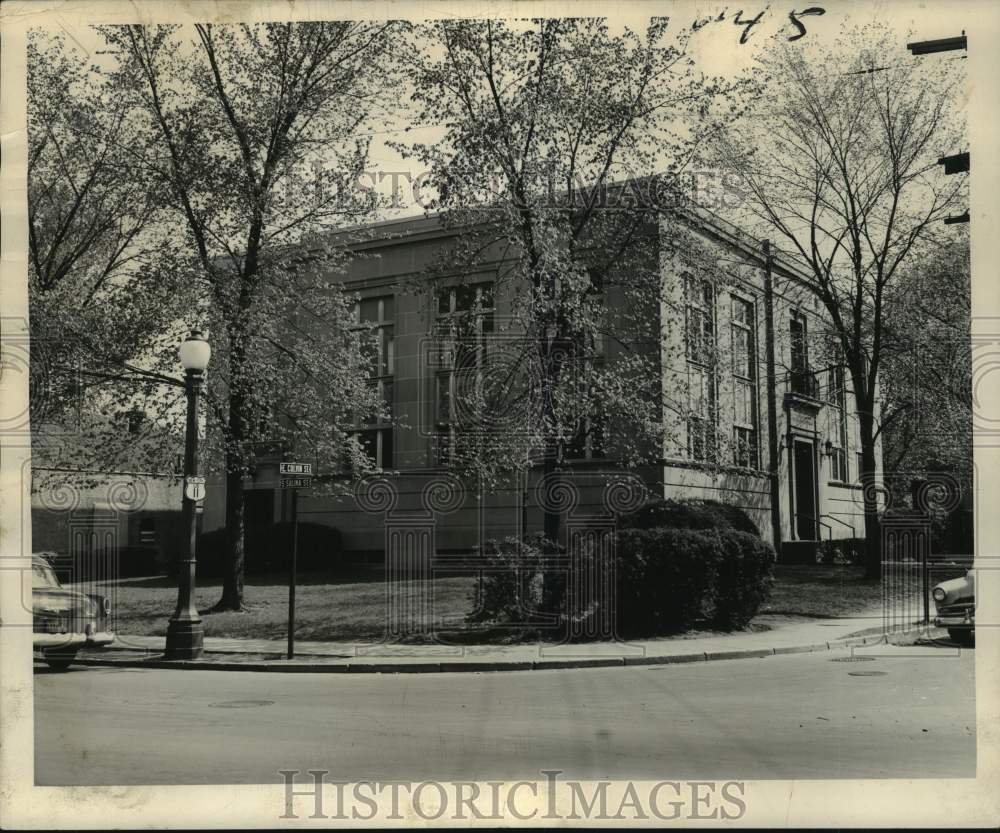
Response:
[217,461,246,610]
[857,410,883,579]
[216,332,249,611]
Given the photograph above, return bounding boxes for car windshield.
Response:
[32,563,60,588]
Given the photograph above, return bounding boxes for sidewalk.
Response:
[71,608,934,673]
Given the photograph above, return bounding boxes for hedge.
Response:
[708,531,776,629]
[38,546,161,582]
[195,522,342,577]
[614,527,720,634]
[470,524,775,638]
[620,498,760,537]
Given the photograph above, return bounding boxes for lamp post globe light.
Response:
[165,330,210,659]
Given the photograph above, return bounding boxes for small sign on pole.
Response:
[279,462,312,475]
[183,475,206,502]
[280,476,312,489]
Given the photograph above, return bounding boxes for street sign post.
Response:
[278,463,312,659]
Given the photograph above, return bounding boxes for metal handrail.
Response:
[820,513,856,538]
[796,512,833,541]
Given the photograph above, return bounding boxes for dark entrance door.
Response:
[793,440,817,540]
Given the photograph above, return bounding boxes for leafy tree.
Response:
[881,233,971,501]
[398,17,747,582]
[99,22,400,609]
[714,27,967,575]
[27,30,190,484]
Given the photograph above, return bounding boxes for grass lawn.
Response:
[92,562,912,643]
[97,569,478,642]
[761,563,918,618]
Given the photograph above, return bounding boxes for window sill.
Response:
[827,480,861,490]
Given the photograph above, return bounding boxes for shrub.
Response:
[196,522,342,577]
[614,527,721,635]
[469,533,551,627]
[115,545,161,577]
[467,515,776,639]
[710,532,776,629]
[937,508,973,556]
[816,537,866,565]
[37,548,160,582]
[620,498,760,537]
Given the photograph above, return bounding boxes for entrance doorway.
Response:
[793,439,818,540]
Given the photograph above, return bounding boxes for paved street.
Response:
[33,642,975,785]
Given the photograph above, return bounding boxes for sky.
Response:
[37,0,972,223]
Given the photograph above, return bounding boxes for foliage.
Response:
[616,526,774,635]
[470,524,774,638]
[713,24,967,575]
[27,30,190,483]
[91,22,402,608]
[614,527,721,634]
[196,522,342,577]
[41,545,161,581]
[398,18,751,561]
[934,509,973,557]
[469,533,550,627]
[816,537,866,566]
[708,530,775,629]
[880,233,972,503]
[619,497,760,536]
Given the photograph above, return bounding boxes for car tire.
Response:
[947,627,975,647]
[43,649,79,671]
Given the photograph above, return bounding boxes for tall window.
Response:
[789,313,808,373]
[686,276,715,364]
[827,344,848,482]
[434,282,494,466]
[788,311,818,398]
[354,295,394,469]
[686,276,717,462]
[731,296,758,469]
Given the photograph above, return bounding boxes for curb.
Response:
[65,633,889,674]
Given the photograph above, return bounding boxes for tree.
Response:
[399,18,746,579]
[100,22,400,609]
[881,232,971,500]
[27,30,201,492]
[714,27,967,575]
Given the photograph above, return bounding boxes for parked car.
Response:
[932,569,975,647]
[32,554,114,670]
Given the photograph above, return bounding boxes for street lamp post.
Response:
[165,330,211,659]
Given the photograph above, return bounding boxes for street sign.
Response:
[184,475,206,502]
[280,462,312,475]
[280,476,312,489]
